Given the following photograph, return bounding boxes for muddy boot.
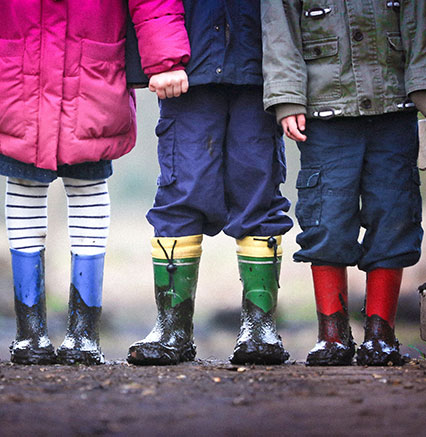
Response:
[357,268,404,366]
[9,249,55,365]
[56,253,105,365]
[306,266,355,366]
[127,236,202,365]
[230,236,289,365]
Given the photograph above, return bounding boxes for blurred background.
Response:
[0,90,425,362]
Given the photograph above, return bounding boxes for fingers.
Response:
[181,77,189,94]
[149,79,166,99]
[165,84,175,99]
[297,113,306,133]
[281,115,307,142]
[148,71,189,99]
[156,88,167,100]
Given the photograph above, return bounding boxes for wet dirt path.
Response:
[0,359,425,436]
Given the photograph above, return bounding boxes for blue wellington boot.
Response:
[56,253,105,365]
[9,249,56,365]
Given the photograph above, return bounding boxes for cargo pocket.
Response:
[0,38,25,138]
[386,33,405,98]
[295,169,321,227]
[156,118,176,187]
[76,39,131,139]
[302,37,341,103]
[411,167,422,223]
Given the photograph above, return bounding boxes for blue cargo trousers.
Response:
[294,112,422,272]
[147,84,293,239]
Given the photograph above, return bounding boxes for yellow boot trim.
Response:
[236,236,283,258]
[151,235,203,259]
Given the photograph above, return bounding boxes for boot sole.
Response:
[230,343,290,365]
[10,346,56,365]
[306,343,355,366]
[127,342,196,366]
[356,345,404,366]
[56,348,105,365]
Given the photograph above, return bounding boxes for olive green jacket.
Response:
[262,0,426,120]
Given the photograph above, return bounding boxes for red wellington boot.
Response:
[356,268,405,366]
[306,266,355,366]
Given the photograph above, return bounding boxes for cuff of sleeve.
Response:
[263,81,307,112]
[146,64,186,79]
[275,103,307,124]
[409,90,426,117]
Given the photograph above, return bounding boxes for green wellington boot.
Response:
[230,236,289,365]
[127,235,202,365]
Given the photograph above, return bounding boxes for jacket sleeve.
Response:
[128,0,190,77]
[261,0,307,112]
[401,0,426,95]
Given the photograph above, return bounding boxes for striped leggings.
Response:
[5,177,110,255]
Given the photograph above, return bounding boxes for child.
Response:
[262,0,426,366]
[126,0,293,366]
[0,0,190,365]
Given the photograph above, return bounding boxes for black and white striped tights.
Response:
[5,177,110,255]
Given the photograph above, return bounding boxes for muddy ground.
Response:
[0,359,425,436]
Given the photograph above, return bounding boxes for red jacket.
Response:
[0,0,190,170]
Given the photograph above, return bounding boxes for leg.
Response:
[294,118,366,365]
[357,268,404,365]
[127,235,201,365]
[230,236,289,365]
[131,87,228,364]
[56,178,110,365]
[6,177,55,364]
[357,112,421,365]
[306,266,355,366]
[222,86,292,364]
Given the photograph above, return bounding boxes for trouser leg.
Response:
[223,85,292,239]
[146,86,228,237]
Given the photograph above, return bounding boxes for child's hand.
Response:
[281,114,307,142]
[149,70,189,99]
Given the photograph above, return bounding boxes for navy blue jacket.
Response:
[126,0,263,86]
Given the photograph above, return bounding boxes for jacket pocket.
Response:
[76,39,131,139]
[295,168,321,227]
[156,118,176,187]
[0,38,26,138]
[386,33,406,98]
[302,37,341,103]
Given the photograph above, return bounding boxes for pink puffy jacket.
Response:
[0,0,190,170]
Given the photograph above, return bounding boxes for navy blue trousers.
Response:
[294,112,422,272]
[147,85,293,239]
